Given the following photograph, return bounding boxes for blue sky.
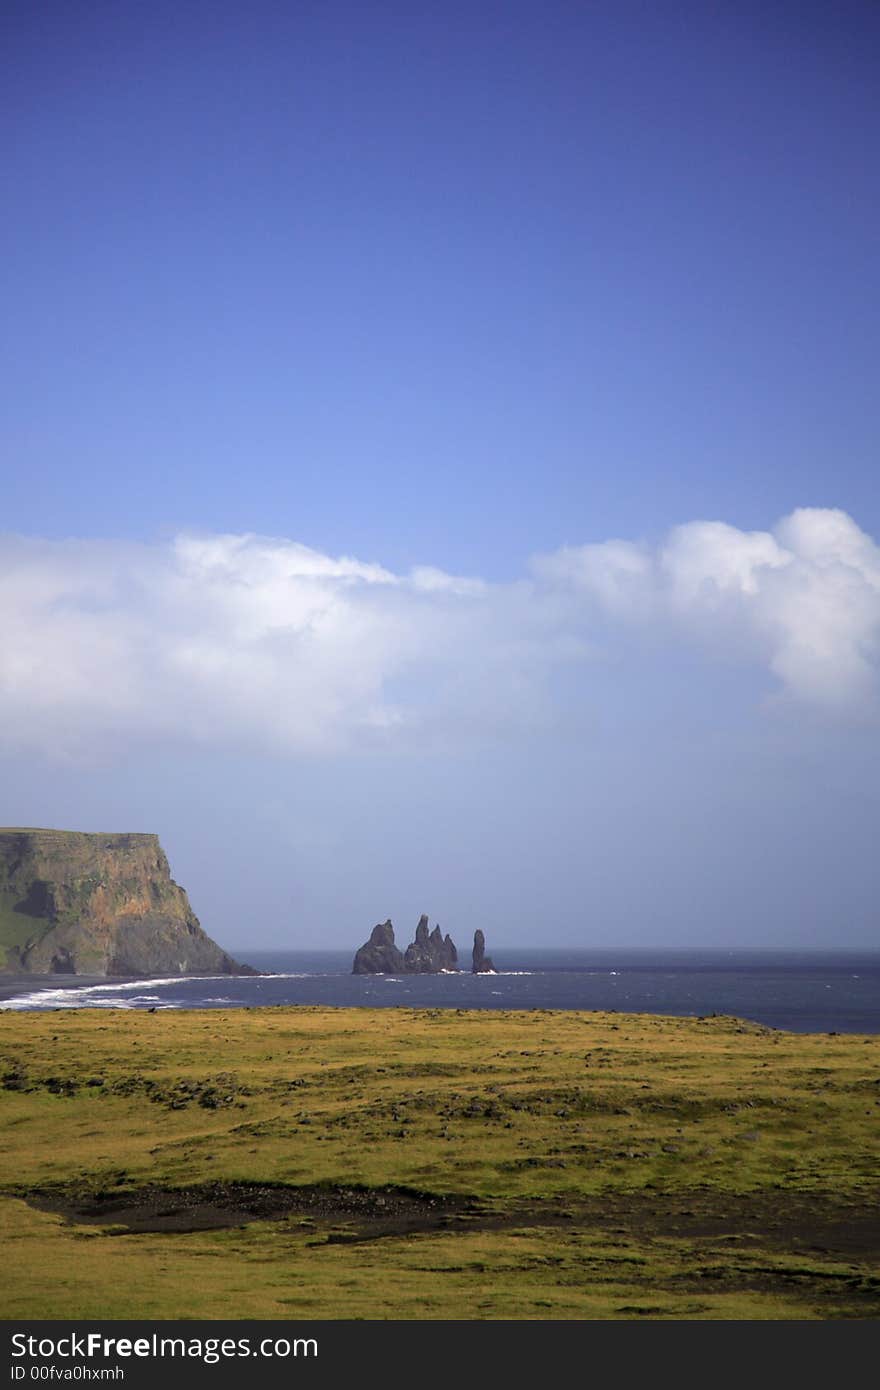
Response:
[2,3,879,950]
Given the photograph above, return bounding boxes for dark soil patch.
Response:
[18,1180,475,1237]
[547,1188,880,1259]
[14,1181,880,1265]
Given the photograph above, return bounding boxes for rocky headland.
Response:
[0,828,253,977]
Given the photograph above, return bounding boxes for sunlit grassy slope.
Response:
[0,1005,877,1319]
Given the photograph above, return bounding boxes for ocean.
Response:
[1,949,878,1033]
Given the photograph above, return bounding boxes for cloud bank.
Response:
[1,508,878,758]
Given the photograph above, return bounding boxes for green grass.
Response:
[0,1005,877,1319]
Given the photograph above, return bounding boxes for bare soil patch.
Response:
[19,1180,474,1237]
[16,1180,880,1261]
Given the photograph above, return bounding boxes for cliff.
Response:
[0,828,253,977]
[352,914,458,975]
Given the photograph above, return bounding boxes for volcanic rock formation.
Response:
[472,929,496,973]
[404,915,458,973]
[351,920,406,975]
[352,915,458,975]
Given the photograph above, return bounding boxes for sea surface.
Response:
[1,949,878,1033]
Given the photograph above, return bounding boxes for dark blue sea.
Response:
[1,950,878,1033]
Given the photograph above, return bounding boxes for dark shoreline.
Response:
[0,973,128,1003]
[0,972,276,1004]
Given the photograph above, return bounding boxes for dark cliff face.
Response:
[472,929,496,974]
[352,914,459,975]
[0,828,253,977]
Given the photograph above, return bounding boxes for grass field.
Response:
[0,1004,877,1319]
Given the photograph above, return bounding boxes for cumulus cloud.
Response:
[536,507,880,707]
[0,508,878,759]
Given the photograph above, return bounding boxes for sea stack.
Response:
[472,929,496,974]
[0,828,253,976]
[404,915,458,973]
[352,914,458,974]
[352,920,406,975]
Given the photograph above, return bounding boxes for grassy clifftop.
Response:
[0,828,249,976]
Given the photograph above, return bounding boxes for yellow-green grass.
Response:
[0,1005,877,1319]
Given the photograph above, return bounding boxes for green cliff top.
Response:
[0,828,158,840]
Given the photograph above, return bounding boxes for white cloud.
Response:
[538,507,880,708]
[0,508,878,759]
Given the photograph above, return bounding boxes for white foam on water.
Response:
[1,986,96,1011]
[0,973,242,1011]
[0,989,142,1011]
[248,973,309,980]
